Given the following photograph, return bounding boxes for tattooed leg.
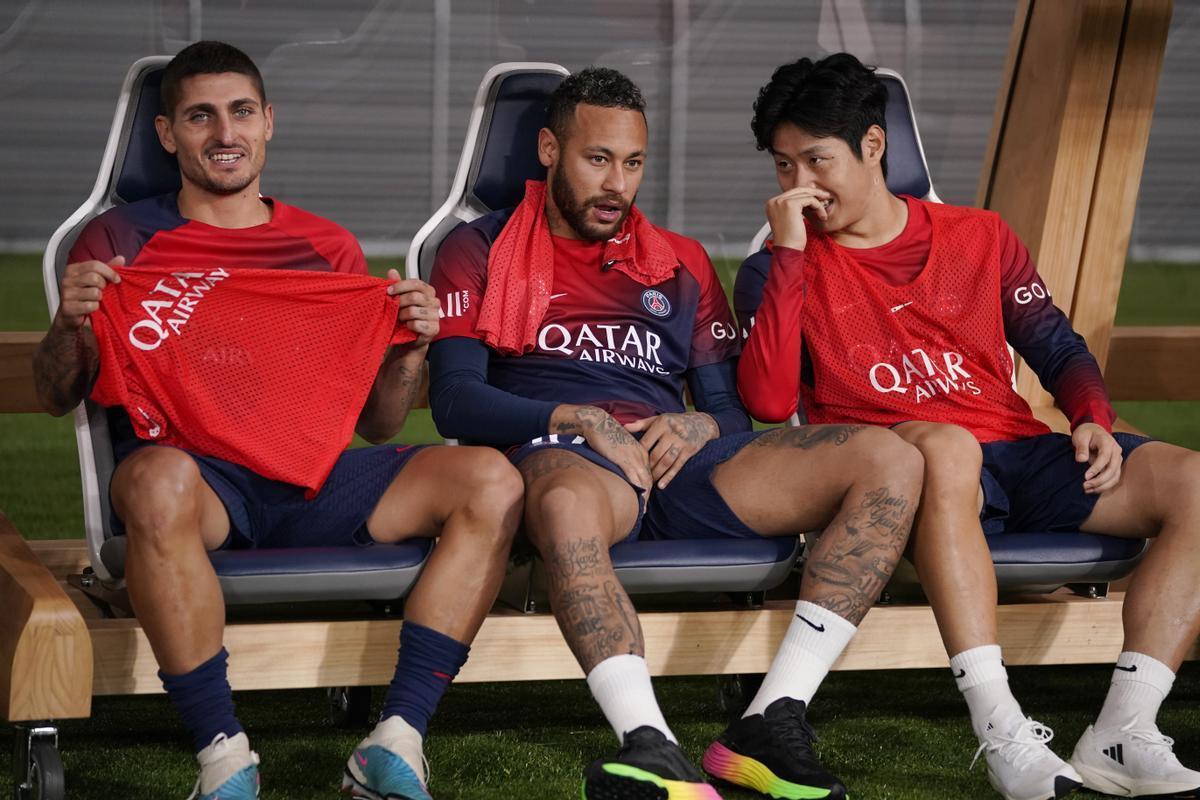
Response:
[519,448,643,672]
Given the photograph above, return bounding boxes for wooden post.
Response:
[978,0,1173,405]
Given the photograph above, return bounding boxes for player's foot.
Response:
[187,732,259,800]
[702,697,846,799]
[583,725,723,799]
[1069,721,1200,798]
[972,714,1081,800]
[341,715,432,800]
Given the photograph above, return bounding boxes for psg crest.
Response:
[641,289,671,317]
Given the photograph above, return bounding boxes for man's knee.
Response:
[111,447,206,542]
[841,426,925,493]
[453,447,525,532]
[901,422,981,485]
[524,476,614,552]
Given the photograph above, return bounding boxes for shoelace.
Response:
[971,718,1056,772]
[770,704,821,758]
[1122,721,1179,764]
[185,733,260,800]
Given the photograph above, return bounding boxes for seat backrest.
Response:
[41,56,175,581]
[406,62,569,282]
[747,68,939,255]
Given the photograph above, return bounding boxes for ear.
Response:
[537,127,559,169]
[263,102,274,143]
[862,124,886,168]
[154,114,177,155]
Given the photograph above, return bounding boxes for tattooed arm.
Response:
[623,411,719,490]
[357,274,439,443]
[549,404,653,494]
[33,257,125,416]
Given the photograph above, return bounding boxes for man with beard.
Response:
[34,41,522,800]
[428,66,924,799]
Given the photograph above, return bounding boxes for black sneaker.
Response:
[702,698,847,799]
[583,726,724,799]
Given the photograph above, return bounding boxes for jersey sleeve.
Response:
[429,223,489,340]
[735,246,808,422]
[998,218,1116,431]
[68,216,121,264]
[682,242,740,369]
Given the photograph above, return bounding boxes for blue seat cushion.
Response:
[470,71,564,212]
[209,539,433,577]
[610,537,798,568]
[985,532,1144,565]
[115,67,181,204]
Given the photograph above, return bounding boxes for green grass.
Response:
[3,253,1200,798]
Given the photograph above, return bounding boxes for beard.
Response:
[549,167,631,242]
[178,150,263,196]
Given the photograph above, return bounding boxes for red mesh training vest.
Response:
[800,202,1049,443]
[90,265,414,496]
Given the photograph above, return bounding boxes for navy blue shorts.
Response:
[111,444,427,550]
[508,431,768,542]
[979,432,1149,533]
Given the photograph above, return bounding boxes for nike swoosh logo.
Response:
[953,668,966,679]
[890,301,913,313]
[355,751,368,767]
[796,614,825,632]
[550,293,568,300]
[1114,664,1138,672]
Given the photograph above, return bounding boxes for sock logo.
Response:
[1114,664,1138,673]
[795,614,825,632]
[1102,744,1125,765]
[953,668,966,679]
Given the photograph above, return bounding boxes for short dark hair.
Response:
[546,67,646,142]
[751,53,888,178]
[160,41,266,118]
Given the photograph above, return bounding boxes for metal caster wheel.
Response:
[327,685,372,728]
[13,725,64,800]
[717,673,765,723]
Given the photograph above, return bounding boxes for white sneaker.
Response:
[341,715,431,800]
[972,717,1083,800]
[1070,721,1200,797]
[186,732,260,800]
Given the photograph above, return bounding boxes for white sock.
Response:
[586,654,676,744]
[1094,651,1175,732]
[950,644,1024,738]
[743,600,857,717]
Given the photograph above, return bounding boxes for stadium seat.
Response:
[41,57,432,604]
[409,62,802,595]
[742,68,1145,594]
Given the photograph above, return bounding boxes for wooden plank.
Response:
[976,0,1034,209]
[1105,326,1200,401]
[981,0,1128,408]
[0,512,92,721]
[85,592,1195,696]
[1071,0,1174,372]
[29,539,90,580]
[0,332,43,414]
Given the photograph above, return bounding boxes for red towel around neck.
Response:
[475,180,679,355]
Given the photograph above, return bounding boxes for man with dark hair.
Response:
[33,41,522,800]
[429,66,924,800]
[738,52,1200,800]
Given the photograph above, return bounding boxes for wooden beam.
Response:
[980,0,1172,407]
[0,513,92,721]
[0,332,43,414]
[1106,326,1200,400]
[83,592,1194,695]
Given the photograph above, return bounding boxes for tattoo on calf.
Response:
[549,553,644,670]
[802,485,915,625]
[751,424,866,450]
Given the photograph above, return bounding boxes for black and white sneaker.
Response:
[583,726,723,799]
[1070,722,1200,798]
[702,698,847,799]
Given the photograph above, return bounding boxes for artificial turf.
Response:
[2,253,1199,798]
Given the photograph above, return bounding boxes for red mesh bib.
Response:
[801,202,1049,442]
[90,265,414,496]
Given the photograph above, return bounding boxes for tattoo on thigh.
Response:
[518,450,591,484]
[752,424,867,450]
[802,485,915,625]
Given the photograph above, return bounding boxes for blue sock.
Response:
[380,622,470,737]
[159,647,244,754]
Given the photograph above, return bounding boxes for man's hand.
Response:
[551,404,653,496]
[1073,422,1123,494]
[624,412,719,489]
[766,186,831,251]
[386,269,439,347]
[57,256,124,329]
